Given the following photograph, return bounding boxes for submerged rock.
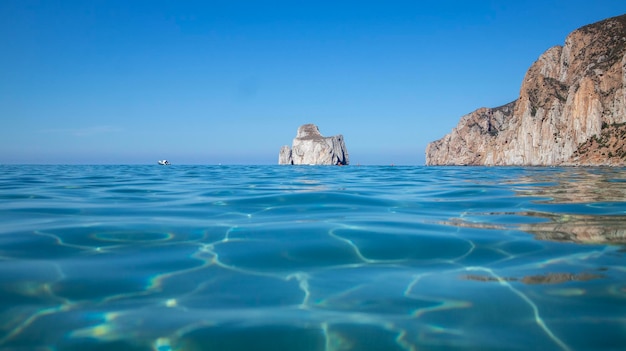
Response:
[278,124,349,165]
[426,14,626,166]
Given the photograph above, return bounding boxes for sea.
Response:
[0,165,625,351]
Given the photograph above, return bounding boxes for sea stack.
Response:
[278,124,349,165]
[426,14,626,166]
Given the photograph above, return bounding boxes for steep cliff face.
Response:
[426,14,626,166]
[279,124,349,165]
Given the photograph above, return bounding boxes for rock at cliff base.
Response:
[278,124,349,165]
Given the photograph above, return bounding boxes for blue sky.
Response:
[2,1,625,165]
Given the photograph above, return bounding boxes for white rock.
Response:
[279,124,349,165]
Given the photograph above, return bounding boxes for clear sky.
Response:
[2,1,625,165]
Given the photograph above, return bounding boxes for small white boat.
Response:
[158,160,170,165]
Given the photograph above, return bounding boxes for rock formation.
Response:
[278,124,349,165]
[426,14,626,166]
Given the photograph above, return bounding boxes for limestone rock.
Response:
[278,124,349,165]
[426,14,626,166]
[278,145,292,165]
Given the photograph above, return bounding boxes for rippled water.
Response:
[0,165,625,351]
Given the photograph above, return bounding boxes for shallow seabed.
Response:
[0,165,625,351]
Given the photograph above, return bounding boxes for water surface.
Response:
[0,165,625,350]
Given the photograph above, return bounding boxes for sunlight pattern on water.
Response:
[0,165,625,350]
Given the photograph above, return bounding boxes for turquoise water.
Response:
[0,165,625,351]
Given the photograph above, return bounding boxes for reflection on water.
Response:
[445,167,626,245]
[521,213,626,244]
[510,167,626,204]
[463,272,605,284]
[0,165,625,351]
[444,212,626,244]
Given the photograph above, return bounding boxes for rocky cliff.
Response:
[426,14,626,166]
[279,124,349,165]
